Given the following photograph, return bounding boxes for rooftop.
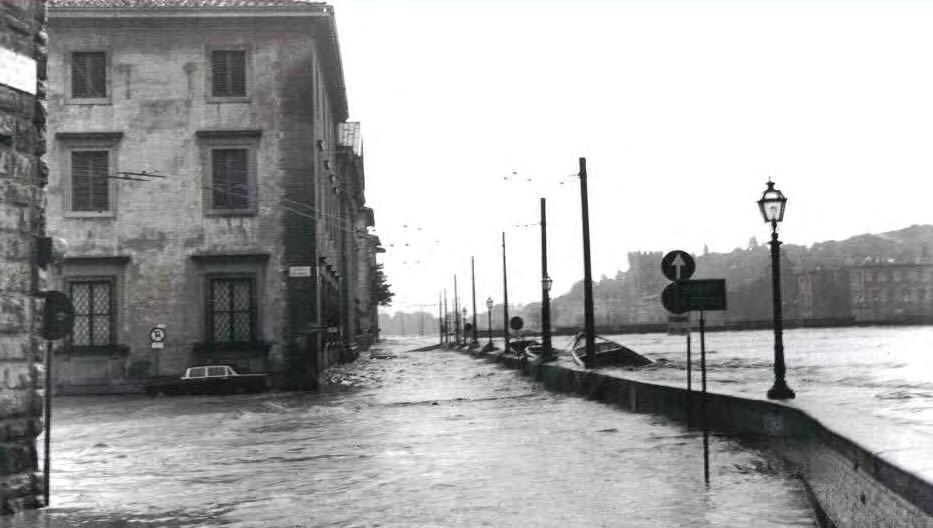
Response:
[49,0,326,8]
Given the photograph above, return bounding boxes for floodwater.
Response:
[600,325,933,438]
[5,339,816,527]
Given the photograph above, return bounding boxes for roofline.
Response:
[48,4,333,18]
[48,3,349,120]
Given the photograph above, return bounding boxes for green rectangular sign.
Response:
[678,279,727,311]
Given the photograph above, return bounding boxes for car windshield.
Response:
[207,366,227,377]
[187,367,206,378]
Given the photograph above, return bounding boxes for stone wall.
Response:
[0,0,47,514]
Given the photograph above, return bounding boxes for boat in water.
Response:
[569,333,652,368]
[508,338,540,358]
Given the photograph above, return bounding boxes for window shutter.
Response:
[211,51,228,96]
[72,52,106,98]
[212,149,249,209]
[211,50,246,97]
[71,53,89,97]
[72,151,109,211]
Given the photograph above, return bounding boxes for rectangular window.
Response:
[70,280,113,346]
[71,151,110,211]
[211,148,250,210]
[72,52,107,98]
[211,50,246,97]
[209,277,255,343]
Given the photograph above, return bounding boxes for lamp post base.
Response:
[767,381,796,400]
[482,341,496,353]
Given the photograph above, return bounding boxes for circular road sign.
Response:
[149,327,166,343]
[464,323,473,333]
[661,250,696,282]
[509,316,524,331]
[41,290,75,340]
[661,283,688,314]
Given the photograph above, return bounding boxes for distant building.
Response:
[848,262,933,323]
[46,1,379,392]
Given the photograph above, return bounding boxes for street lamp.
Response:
[483,297,495,352]
[758,180,795,400]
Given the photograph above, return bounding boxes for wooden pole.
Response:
[502,232,510,353]
[579,157,596,368]
[540,197,552,356]
[471,257,478,345]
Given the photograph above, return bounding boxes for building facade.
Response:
[46,1,378,392]
[0,0,47,513]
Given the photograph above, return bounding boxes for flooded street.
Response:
[8,338,815,527]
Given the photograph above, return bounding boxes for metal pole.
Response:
[579,157,596,368]
[700,311,709,485]
[471,257,479,345]
[686,329,692,427]
[767,224,795,399]
[443,289,448,346]
[502,232,510,354]
[540,197,552,356]
[438,292,443,345]
[454,276,460,346]
[487,309,493,347]
[43,340,52,506]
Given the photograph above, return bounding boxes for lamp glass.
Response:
[486,298,493,310]
[758,182,787,223]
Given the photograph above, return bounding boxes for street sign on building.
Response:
[149,325,166,349]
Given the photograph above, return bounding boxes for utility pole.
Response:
[454,275,460,346]
[443,289,448,346]
[470,257,479,345]
[540,197,552,356]
[502,232,510,353]
[579,157,596,368]
[438,292,443,345]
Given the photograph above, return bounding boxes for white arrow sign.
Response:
[672,254,686,280]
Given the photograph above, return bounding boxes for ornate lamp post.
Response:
[484,297,495,352]
[758,180,795,400]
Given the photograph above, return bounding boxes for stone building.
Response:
[847,262,933,323]
[45,1,378,392]
[0,0,47,513]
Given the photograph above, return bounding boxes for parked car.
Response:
[145,365,268,396]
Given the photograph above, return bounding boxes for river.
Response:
[3,338,818,527]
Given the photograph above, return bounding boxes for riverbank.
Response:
[461,342,933,528]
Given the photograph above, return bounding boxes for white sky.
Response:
[328,0,933,313]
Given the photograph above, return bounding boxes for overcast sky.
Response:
[328,0,933,313]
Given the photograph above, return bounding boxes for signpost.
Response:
[149,326,166,349]
[40,290,74,507]
[660,251,727,486]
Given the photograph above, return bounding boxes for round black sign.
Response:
[463,323,473,333]
[661,250,695,282]
[509,316,524,331]
[662,283,688,314]
[41,290,75,340]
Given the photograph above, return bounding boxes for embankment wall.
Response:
[480,351,932,528]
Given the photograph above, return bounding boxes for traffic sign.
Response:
[41,291,74,340]
[509,316,524,331]
[661,250,695,282]
[662,280,727,313]
[464,323,473,333]
[149,327,166,343]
